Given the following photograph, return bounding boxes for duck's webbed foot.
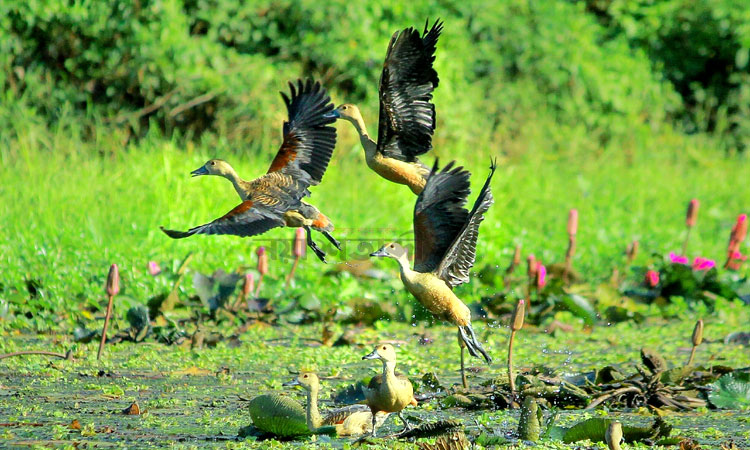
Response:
[398,412,412,432]
[305,226,328,263]
[322,230,341,250]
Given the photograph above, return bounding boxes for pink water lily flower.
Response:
[668,252,689,265]
[692,257,715,271]
[147,261,161,276]
[536,262,547,289]
[645,270,660,287]
[727,251,747,271]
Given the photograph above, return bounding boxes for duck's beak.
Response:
[190,165,209,177]
[282,379,301,387]
[369,246,389,258]
[362,349,379,360]
[322,108,341,120]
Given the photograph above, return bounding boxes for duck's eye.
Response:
[389,244,394,248]
[342,106,348,110]
[382,346,387,350]
[210,161,215,166]
[303,374,308,378]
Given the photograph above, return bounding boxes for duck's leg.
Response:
[322,230,341,250]
[397,411,412,432]
[460,345,468,389]
[370,411,378,437]
[304,225,327,263]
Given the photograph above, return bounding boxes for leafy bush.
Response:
[583,0,750,151]
[0,0,740,154]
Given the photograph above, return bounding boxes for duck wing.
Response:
[434,160,496,288]
[322,405,370,426]
[160,195,291,239]
[413,160,470,273]
[376,20,442,162]
[267,79,337,185]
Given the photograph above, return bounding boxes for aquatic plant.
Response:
[97,263,119,360]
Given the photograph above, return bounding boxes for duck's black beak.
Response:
[362,350,379,360]
[282,379,301,387]
[322,108,341,120]
[369,246,389,258]
[190,165,209,177]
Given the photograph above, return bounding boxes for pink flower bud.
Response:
[686,199,699,227]
[243,272,254,297]
[147,261,161,276]
[106,264,120,296]
[731,214,748,244]
[535,262,547,289]
[669,252,689,265]
[692,257,716,271]
[293,228,306,258]
[527,254,537,279]
[512,245,522,266]
[626,240,639,263]
[567,209,578,236]
[511,299,525,331]
[645,270,659,287]
[256,247,268,275]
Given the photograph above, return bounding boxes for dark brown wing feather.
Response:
[435,160,496,287]
[376,20,442,162]
[322,405,370,425]
[268,79,337,185]
[413,160,470,273]
[160,199,286,239]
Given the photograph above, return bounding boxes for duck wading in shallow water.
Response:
[361,344,417,437]
[328,20,442,195]
[160,79,339,262]
[370,160,496,388]
[283,372,388,436]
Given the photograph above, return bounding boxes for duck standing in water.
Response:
[361,344,417,436]
[370,160,495,386]
[283,372,387,436]
[161,79,339,262]
[329,20,442,195]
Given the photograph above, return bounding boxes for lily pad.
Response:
[559,294,597,325]
[708,372,750,410]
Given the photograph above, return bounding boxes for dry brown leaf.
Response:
[69,419,81,430]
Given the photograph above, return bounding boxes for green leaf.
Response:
[560,294,597,325]
[708,372,750,410]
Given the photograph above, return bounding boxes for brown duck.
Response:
[361,344,417,436]
[160,79,339,262]
[283,372,387,436]
[370,160,495,386]
[329,20,442,195]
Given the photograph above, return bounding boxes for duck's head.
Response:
[326,103,361,123]
[190,159,233,177]
[283,372,320,392]
[363,343,398,363]
[370,242,408,260]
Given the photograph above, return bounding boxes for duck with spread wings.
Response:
[370,159,496,387]
[160,79,339,262]
[328,20,442,195]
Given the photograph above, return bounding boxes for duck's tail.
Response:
[458,324,492,364]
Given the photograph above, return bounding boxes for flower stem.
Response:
[97,294,114,360]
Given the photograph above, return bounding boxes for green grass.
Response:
[0,115,749,329]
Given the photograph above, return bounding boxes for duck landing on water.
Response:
[328,20,442,195]
[370,159,496,388]
[160,79,339,262]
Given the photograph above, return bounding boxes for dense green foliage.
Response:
[3,0,749,153]
[585,0,750,151]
